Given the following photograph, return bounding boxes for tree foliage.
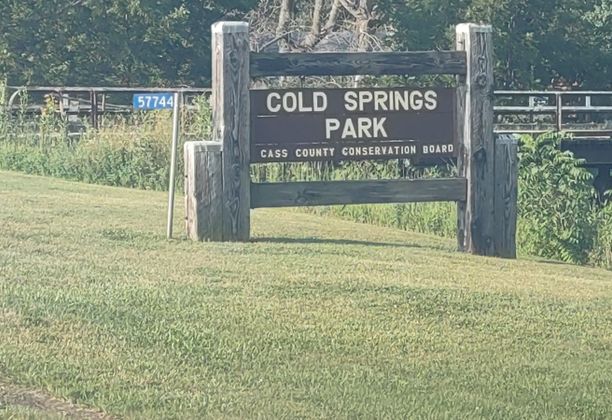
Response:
[0,0,609,88]
[0,0,257,86]
[383,0,611,88]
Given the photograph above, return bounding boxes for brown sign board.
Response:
[250,87,456,164]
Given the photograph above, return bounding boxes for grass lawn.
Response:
[1,170,611,418]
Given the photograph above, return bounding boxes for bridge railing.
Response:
[4,86,212,129]
[4,86,612,136]
[494,90,612,136]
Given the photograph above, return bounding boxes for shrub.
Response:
[517,133,597,264]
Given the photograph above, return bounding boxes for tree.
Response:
[383,0,611,89]
[249,0,384,53]
[0,0,609,88]
[0,0,257,86]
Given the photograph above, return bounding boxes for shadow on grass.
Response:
[252,236,447,250]
[532,258,611,272]
[532,257,575,267]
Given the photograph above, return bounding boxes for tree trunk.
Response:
[275,0,294,52]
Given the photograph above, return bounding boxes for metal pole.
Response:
[167,92,181,239]
[556,93,563,131]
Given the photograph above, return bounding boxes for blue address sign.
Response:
[133,93,175,110]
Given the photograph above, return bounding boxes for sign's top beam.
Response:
[250,51,466,78]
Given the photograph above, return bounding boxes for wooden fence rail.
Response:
[251,178,467,208]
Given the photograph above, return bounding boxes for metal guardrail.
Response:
[6,87,212,109]
[494,90,612,135]
[5,86,212,129]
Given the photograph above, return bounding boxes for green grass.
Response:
[1,170,611,419]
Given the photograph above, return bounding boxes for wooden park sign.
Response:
[184,21,518,258]
[251,87,455,164]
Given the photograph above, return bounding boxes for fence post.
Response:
[212,21,251,241]
[556,93,563,131]
[184,141,223,241]
[493,134,518,258]
[456,23,496,256]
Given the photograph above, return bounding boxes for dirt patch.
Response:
[0,379,114,419]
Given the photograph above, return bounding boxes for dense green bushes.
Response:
[1,96,612,268]
[518,133,597,264]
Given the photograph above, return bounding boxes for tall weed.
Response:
[590,200,612,269]
[0,86,214,190]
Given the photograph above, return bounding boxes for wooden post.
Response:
[212,22,251,242]
[493,134,518,258]
[184,141,223,241]
[456,23,496,256]
[90,90,98,129]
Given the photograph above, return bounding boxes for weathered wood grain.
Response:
[493,135,518,258]
[90,91,99,129]
[212,22,251,242]
[250,51,467,77]
[184,142,223,241]
[251,178,467,208]
[456,23,496,256]
[455,83,467,251]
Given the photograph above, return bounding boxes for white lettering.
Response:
[297,92,312,112]
[394,91,409,111]
[283,92,297,112]
[424,90,438,110]
[422,144,454,154]
[340,144,418,158]
[266,92,281,113]
[325,118,341,139]
[342,119,357,138]
[358,91,374,111]
[260,148,288,159]
[372,117,387,137]
[313,92,327,112]
[339,89,442,113]
[357,118,372,138]
[344,91,358,111]
[374,91,388,111]
[410,91,423,110]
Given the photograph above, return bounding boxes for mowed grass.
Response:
[0,170,611,419]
